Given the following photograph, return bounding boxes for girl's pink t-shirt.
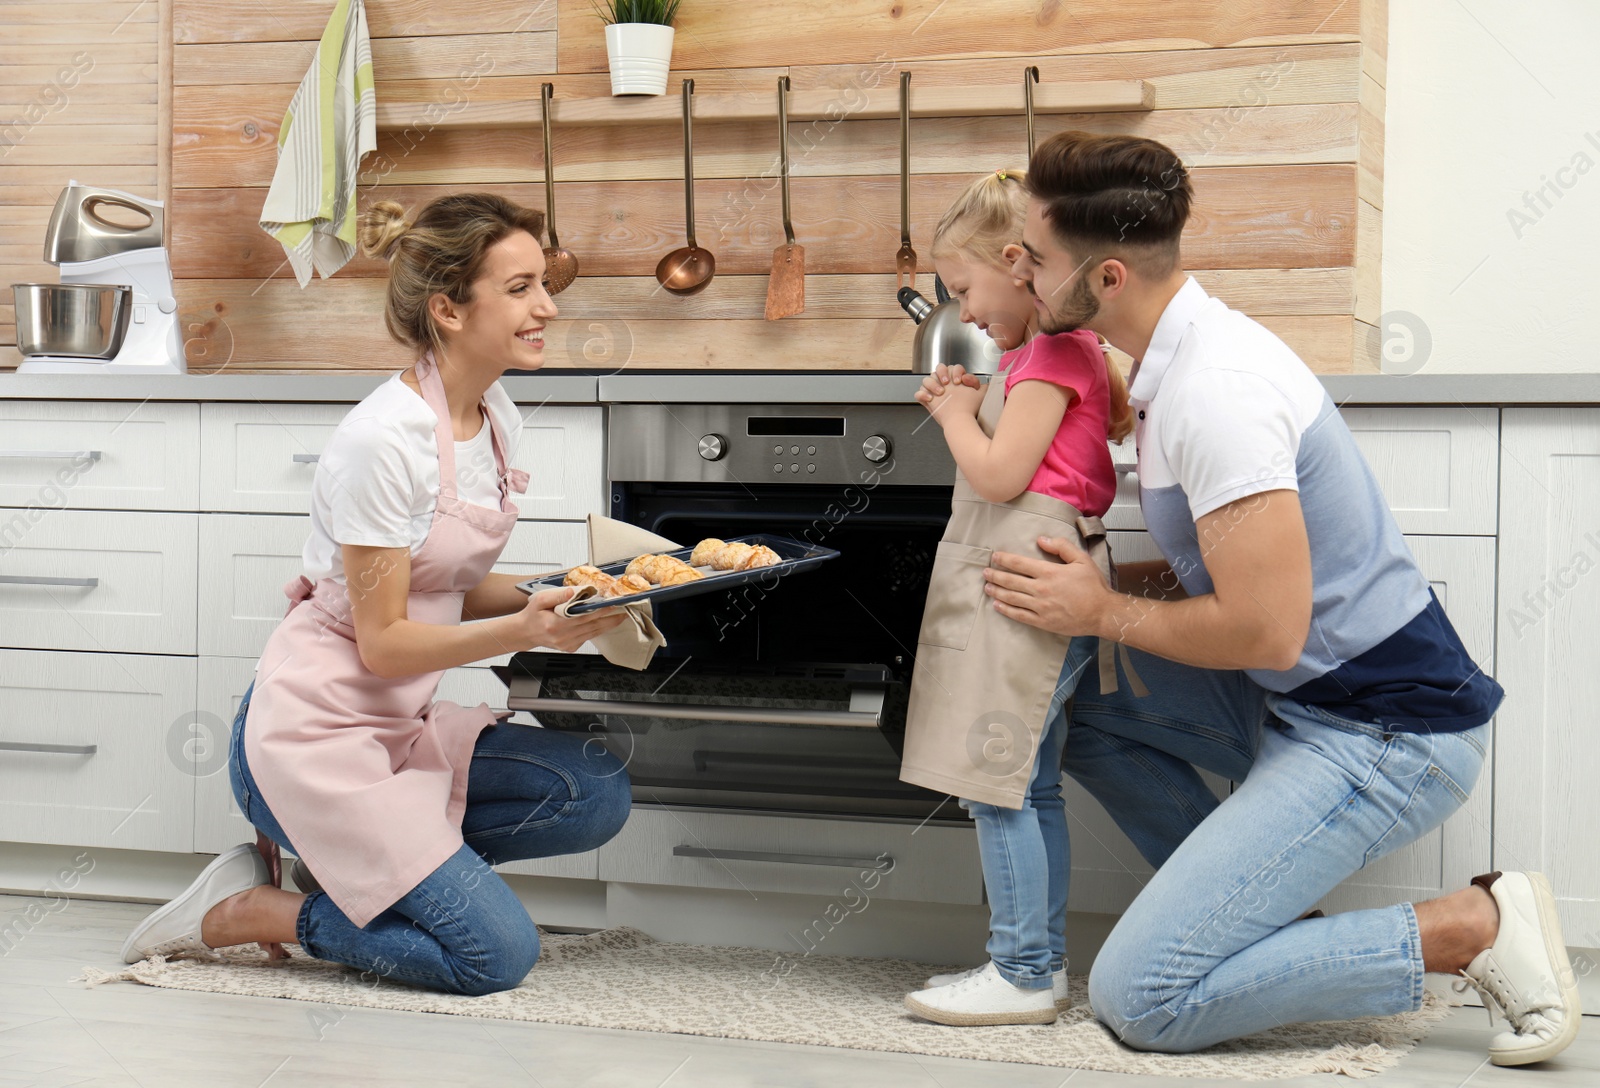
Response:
[999,329,1117,517]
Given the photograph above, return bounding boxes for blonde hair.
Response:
[933,169,1135,444]
[357,193,546,360]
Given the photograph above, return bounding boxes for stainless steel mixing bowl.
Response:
[11,283,132,359]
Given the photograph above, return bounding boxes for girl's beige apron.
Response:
[900,375,1144,810]
[243,352,529,928]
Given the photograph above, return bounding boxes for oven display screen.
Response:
[745,416,846,437]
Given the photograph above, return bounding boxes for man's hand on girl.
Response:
[984,535,1114,638]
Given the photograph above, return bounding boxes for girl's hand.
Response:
[914,364,983,418]
[513,587,626,653]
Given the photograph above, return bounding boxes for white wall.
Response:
[1383,0,1600,373]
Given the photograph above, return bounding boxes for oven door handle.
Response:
[504,689,884,729]
[672,845,893,870]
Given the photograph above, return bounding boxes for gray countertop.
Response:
[3,370,1599,406]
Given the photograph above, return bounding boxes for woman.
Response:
[121,193,630,996]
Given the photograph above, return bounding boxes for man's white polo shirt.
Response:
[1125,277,1502,733]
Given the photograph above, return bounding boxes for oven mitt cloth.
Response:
[551,514,681,671]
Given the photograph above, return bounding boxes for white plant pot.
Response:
[604,23,675,96]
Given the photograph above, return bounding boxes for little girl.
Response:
[900,168,1134,1026]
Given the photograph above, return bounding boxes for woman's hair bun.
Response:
[358,200,411,260]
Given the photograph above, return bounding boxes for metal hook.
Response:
[1025,66,1040,160]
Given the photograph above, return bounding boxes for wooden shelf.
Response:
[375,79,1154,131]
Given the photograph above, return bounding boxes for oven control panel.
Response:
[611,404,955,486]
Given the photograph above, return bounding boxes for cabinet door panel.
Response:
[1495,409,1600,936]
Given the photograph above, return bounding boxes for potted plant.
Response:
[594,0,683,96]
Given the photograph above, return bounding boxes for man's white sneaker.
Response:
[906,961,1058,1026]
[120,843,270,964]
[925,962,1070,1010]
[1453,871,1581,1067]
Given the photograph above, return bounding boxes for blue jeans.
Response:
[228,680,631,996]
[1067,647,1488,1052]
[962,634,1099,989]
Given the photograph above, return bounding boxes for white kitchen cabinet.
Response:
[1102,406,1501,535]
[1494,408,1600,937]
[1066,531,1497,916]
[0,400,199,512]
[198,512,587,662]
[199,402,606,522]
[0,508,198,656]
[199,403,349,515]
[0,648,196,853]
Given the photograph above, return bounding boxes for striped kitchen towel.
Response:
[259,0,376,287]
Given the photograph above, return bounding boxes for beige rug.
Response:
[81,927,1453,1079]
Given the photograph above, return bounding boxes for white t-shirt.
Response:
[303,373,523,583]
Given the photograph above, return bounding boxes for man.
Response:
[931,131,1578,1063]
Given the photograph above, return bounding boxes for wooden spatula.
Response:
[764,76,805,320]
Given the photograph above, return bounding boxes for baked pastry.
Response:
[710,541,782,571]
[689,538,725,567]
[564,564,622,596]
[625,553,703,585]
[615,573,652,595]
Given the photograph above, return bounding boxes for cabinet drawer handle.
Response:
[0,741,98,755]
[672,846,892,870]
[291,453,320,464]
[0,450,102,462]
[0,575,99,587]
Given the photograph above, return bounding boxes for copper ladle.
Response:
[540,83,578,294]
[895,70,917,292]
[656,79,715,295]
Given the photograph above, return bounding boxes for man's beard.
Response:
[1035,272,1100,335]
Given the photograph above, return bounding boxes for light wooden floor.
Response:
[2,894,1595,1088]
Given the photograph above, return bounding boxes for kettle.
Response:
[897,276,1004,376]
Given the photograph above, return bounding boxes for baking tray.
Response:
[515,533,841,615]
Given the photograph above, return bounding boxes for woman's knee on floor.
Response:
[445,910,541,997]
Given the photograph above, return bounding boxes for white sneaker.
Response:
[906,961,1058,1026]
[1453,871,1581,1067]
[120,843,270,964]
[925,962,1070,1010]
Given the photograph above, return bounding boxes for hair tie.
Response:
[995,169,1009,180]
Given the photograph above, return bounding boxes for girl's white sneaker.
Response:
[906,961,1058,1026]
[926,962,1070,1010]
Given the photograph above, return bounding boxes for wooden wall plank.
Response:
[790,44,1360,108]
[174,33,556,86]
[172,102,1359,190]
[169,299,1359,374]
[169,166,1355,283]
[4,4,155,26]
[557,0,1360,72]
[173,0,557,43]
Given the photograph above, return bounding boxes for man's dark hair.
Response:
[1024,131,1193,276]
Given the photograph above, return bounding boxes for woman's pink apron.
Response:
[243,351,530,928]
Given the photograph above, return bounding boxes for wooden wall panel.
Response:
[4,1,1388,373]
[0,0,161,350]
[168,165,1355,287]
[173,0,557,42]
[557,0,1360,72]
[174,102,1359,190]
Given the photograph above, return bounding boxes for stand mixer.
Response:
[11,181,185,375]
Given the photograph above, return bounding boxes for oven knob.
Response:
[697,434,727,461]
[862,434,893,463]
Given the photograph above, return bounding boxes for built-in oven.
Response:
[497,402,963,821]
